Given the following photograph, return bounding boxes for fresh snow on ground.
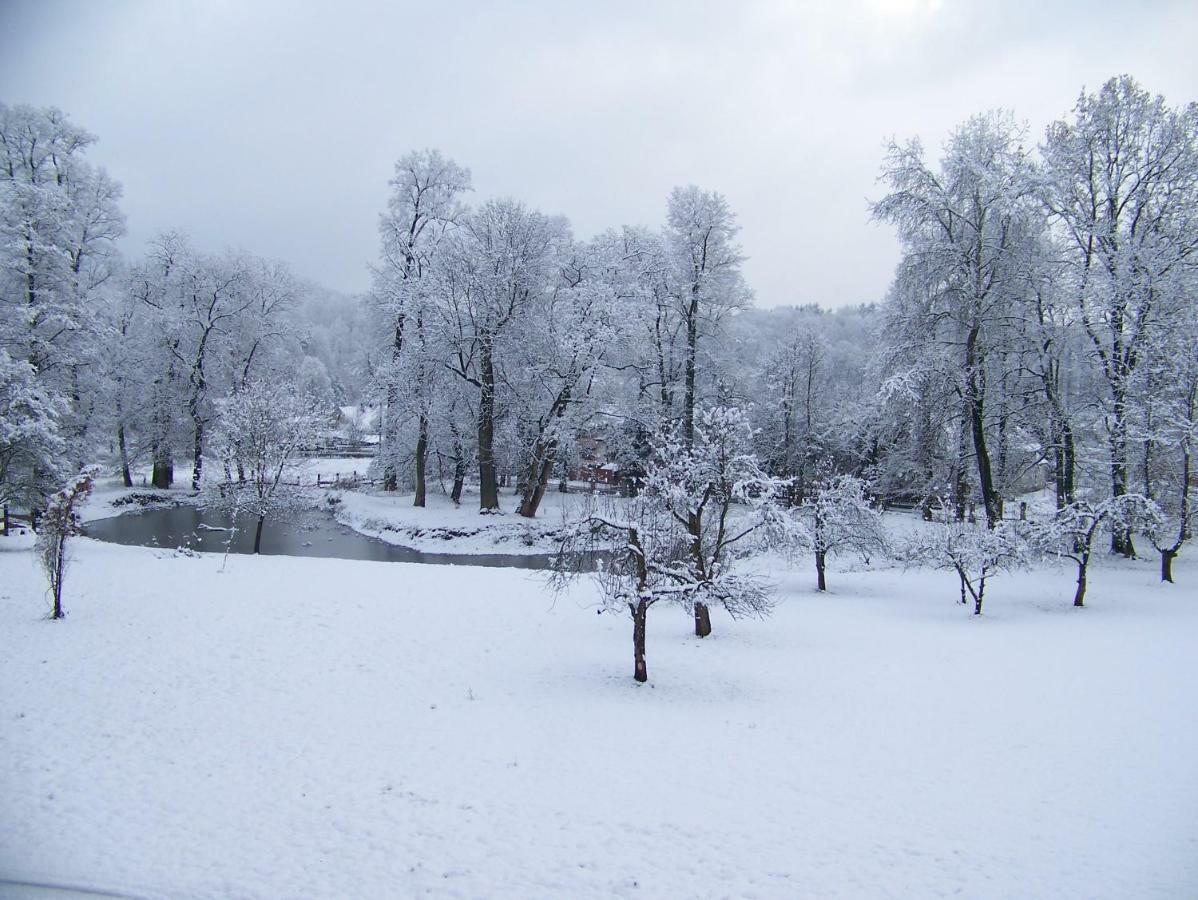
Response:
[2,536,1196,898]
[332,485,606,555]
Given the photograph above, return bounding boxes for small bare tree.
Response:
[905,520,1028,615]
[803,474,888,591]
[553,490,779,684]
[36,468,97,620]
[212,379,324,553]
[1029,495,1149,607]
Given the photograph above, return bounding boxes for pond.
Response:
[84,505,564,570]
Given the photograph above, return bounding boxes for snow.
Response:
[332,485,606,555]
[2,536,1196,898]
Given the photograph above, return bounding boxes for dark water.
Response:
[84,505,562,570]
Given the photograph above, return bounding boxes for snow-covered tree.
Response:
[1040,76,1198,555]
[663,186,751,447]
[211,378,324,553]
[554,406,795,679]
[802,473,888,591]
[1029,495,1151,607]
[0,103,124,503]
[647,405,796,636]
[874,111,1040,529]
[371,149,471,497]
[905,520,1029,615]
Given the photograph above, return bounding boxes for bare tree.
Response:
[35,467,96,620]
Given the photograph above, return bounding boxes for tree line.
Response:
[2,75,1195,618]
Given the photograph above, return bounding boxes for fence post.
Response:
[2,506,8,537]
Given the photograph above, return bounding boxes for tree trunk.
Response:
[413,414,428,508]
[632,600,648,683]
[693,601,711,638]
[815,549,827,591]
[1162,549,1176,584]
[117,423,133,487]
[253,515,266,554]
[382,317,404,492]
[1074,561,1088,607]
[151,444,173,490]
[683,284,699,448]
[478,341,499,512]
[973,574,986,615]
[190,412,204,492]
[51,535,65,619]
[965,326,1000,529]
[1108,395,1135,556]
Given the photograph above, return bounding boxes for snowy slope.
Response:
[1,539,1195,899]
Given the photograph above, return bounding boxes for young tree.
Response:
[1145,372,1196,583]
[648,405,795,636]
[803,474,888,592]
[552,494,693,683]
[1030,495,1148,607]
[35,467,96,620]
[212,378,324,554]
[553,420,792,680]
[906,520,1028,615]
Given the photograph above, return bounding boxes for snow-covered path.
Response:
[1,539,1195,898]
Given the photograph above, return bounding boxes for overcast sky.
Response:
[2,0,1195,308]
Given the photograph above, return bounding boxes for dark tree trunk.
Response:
[253,515,265,554]
[815,549,827,592]
[693,601,711,638]
[965,326,1000,529]
[117,424,133,488]
[632,600,648,683]
[1074,561,1088,607]
[1108,392,1135,556]
[191,414,204,492]
[973,574,986,615]
[683,284,699,448]
[478,341,499,512]
[414,414,428,508]
[517,455,555,518]
[151,444,173,490]
[51,535,65,619]
[1161,549,1176,584]
[1059,423,1077,509]
[382,318,404,492]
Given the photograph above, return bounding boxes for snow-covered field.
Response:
[2,537,1195,898]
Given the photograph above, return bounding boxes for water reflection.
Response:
[85,505,563,570]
